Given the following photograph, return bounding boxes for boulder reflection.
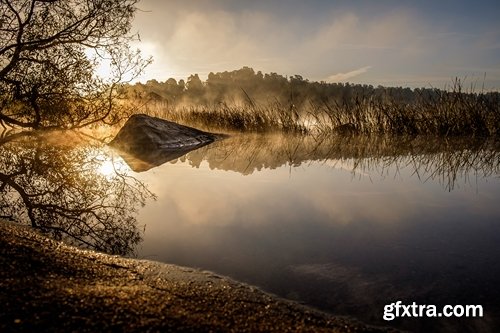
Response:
[0,131,155,255]
[178,134,500,191]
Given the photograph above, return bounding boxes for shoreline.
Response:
[0,220,397,332]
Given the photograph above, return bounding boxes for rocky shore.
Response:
[0,220,397,332]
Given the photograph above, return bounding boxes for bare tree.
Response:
[0,0,150,129]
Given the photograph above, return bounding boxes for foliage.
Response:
[0,0,150,129]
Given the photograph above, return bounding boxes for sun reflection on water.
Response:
[93,150,131,178]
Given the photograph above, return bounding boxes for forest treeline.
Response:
[121,66,500,137]
[122,66,499,108]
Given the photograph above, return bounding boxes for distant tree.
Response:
[165,78,177,86]
[0,0,150,129]
[186,74,203,95]
[256,70,263,81]
[176,79,186,96]
[146,79,160,87]
[161,78,181,97]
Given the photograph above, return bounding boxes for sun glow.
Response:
[98,159,117,177]
[95,152,130,178]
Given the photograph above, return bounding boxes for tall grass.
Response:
[137,80,499,137]
[145,101,308,134]
[310,82,499,137]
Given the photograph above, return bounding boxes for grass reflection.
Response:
[176,134,499,191]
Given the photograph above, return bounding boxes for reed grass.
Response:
[145,101,308,134]
[310,85,499,137]
[137,80,499,137]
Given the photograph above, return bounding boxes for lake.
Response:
[1,131,499,332]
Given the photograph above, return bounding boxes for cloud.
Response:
[325,66,372,82]
[133,5,295,80]
[131,1,500,89]
[133,4,429,82]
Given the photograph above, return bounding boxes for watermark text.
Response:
[383,301,483,321]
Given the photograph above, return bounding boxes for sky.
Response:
[131,0,500,89]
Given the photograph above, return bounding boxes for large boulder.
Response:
[109,114,221,171]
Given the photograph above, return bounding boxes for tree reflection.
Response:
[0,130,155,255]
[178,134,500,191]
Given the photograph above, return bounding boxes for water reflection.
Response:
[0,130,155,255]
[1,129,499,332]
[177,134,500,191]
[135,133,500,333]
[115,145,214,173]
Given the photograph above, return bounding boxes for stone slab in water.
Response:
[109,114,220,171]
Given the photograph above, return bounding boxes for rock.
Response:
[109,114,222,172]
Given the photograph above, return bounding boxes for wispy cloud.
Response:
[325,66,372,82]
[132,0,500,89]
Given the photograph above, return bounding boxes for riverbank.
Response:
[0,220,396,332]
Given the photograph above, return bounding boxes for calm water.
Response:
[2,132,499,332]
[134,134,500,332]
